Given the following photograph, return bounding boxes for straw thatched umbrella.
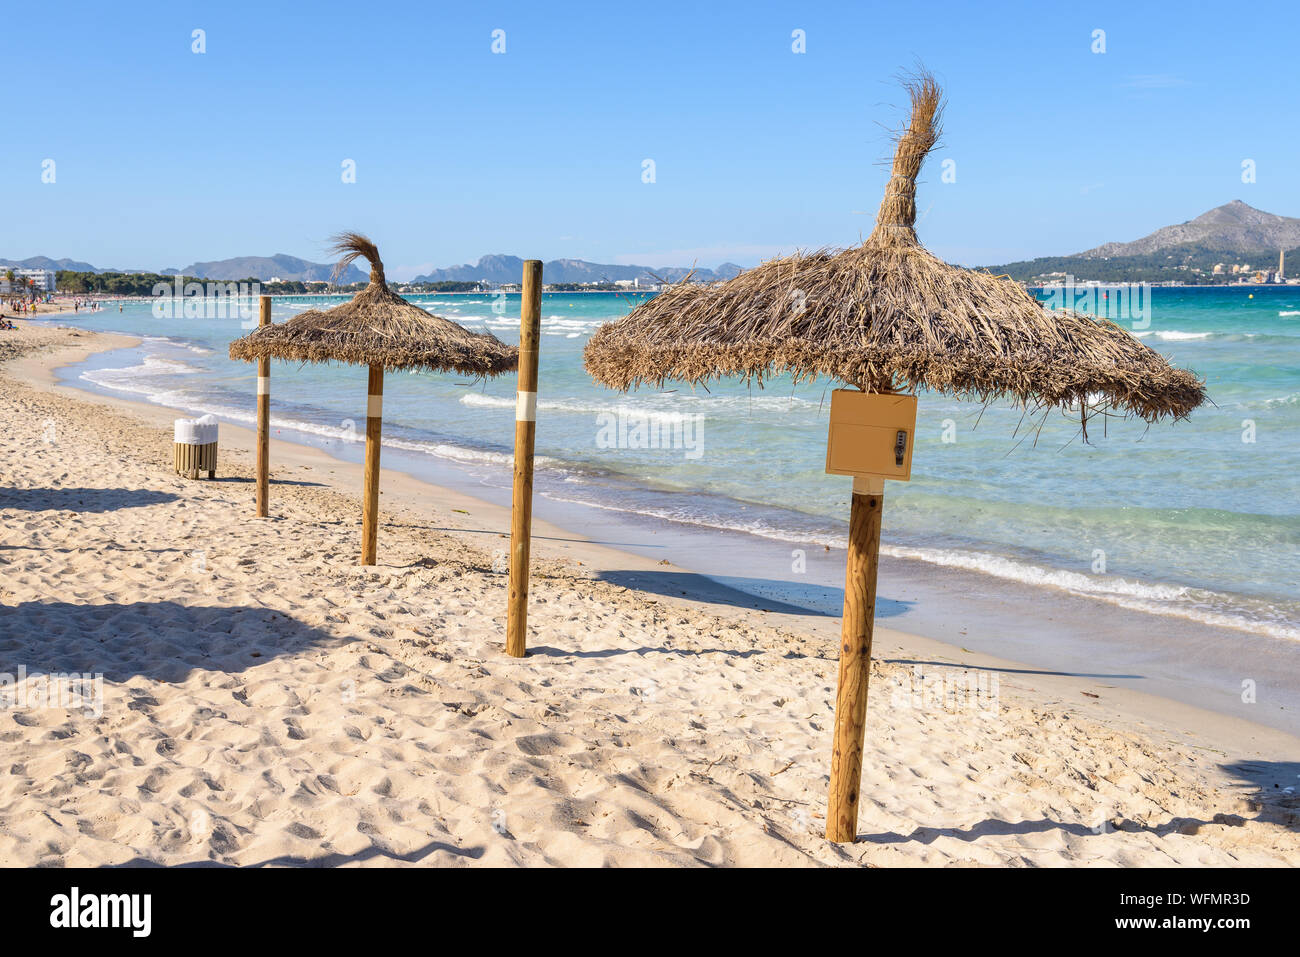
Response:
[230,233,518,564]
[583,74,1205,843]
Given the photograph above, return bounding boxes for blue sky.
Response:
[6,0,1297,278]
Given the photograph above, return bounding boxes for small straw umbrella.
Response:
[583,73,1205,843]
[230,233,518,564]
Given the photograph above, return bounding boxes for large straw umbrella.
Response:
[583,74,1205,843]
[230,233,518,564]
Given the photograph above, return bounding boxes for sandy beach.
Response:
[1,322,1297,866]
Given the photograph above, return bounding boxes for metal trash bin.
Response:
[174,415,218,479]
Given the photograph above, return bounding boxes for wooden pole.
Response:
[506,260,543,657]
[255,295,271,517]
[361,364,384,565]
[826,475,885,843]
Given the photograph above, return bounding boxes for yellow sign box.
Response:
[825,390,918,481]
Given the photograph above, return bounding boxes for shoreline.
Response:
[46,319,1300,742]
[18,323,1300,761]
[3,323,1298,866]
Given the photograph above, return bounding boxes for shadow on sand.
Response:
[209,475,326,488]
[882,657,1143,681]
[519,569,911,660]
[111,838,486,868]
[0,486,179,513]
[2,600,348,682]
[596,568,914,620]
[854,760,1300,845]
[526,644,763,660]
[429,524,669,552]
[1219,760,1300,827]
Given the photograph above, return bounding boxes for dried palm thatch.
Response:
[230,233,517,377]
[584,75,1205,423]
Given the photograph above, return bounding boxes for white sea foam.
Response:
[425,308,603,335]
[460,393,527,410]
[880,544,1300,642]
[539,491,825,545]
[1147,330,1212,341]
[76,356,558,470]
[880,544,1186,601]
[1278,310,1300,317]
[104,393,558,477]
[460,393,704,428]
[458,391,817,420]
[137,334,212,355]
[209,405,560,469]
[1262,392,1300,407]
[81,355,204,391]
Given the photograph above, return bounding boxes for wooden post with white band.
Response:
[361,364,384,565]
[822,390,916,843]
[826,473,885,842]
[506,260,542,657]
[255,295,271,518]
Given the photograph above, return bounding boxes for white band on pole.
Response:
[257,376,270,395]
[516,391,537,422]
[367,394,383,418]
[852,475,885,495]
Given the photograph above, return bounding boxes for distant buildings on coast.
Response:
[0,267,57,295]
[1034,248,1295,288]
[1210,249,1290,284]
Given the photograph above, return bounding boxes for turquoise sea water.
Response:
[52,286,1300,642]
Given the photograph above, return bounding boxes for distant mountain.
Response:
[166,254,366,284]
[413,255,744,285]
[0,255,102,273]
[1080,201,1300,257]
[5,249,743,286]
[1,251,365,283]
[984,201,1299,283]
